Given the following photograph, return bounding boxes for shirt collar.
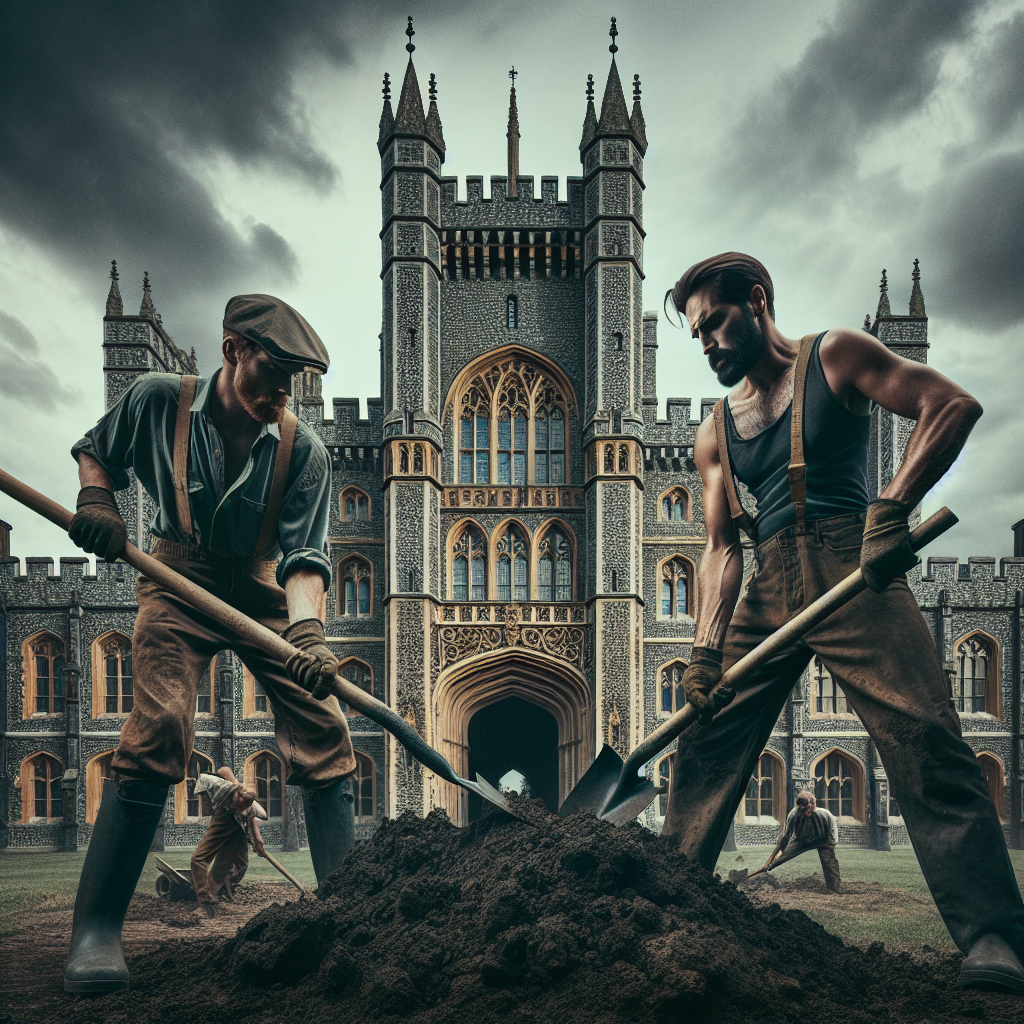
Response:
[193,369,282,440]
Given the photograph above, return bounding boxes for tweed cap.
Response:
[223,294,329,373]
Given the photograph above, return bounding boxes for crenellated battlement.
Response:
[0,556,139,607]
[320,397,386,446]
[441,175,584,229]
[919,555,1024,593]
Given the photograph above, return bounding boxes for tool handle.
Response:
[0,466,466,788]
[620,506,957,776]
[261,850,313,897]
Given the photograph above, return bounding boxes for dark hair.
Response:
[665,251,775,326]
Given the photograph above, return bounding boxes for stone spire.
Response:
[139,271,156,319]
[393,17,426,136]
[105,259,123,316]
[630,73,648,155]
[425,72,446,157]
[580,74,597,151]
[377,72,394,151]
[876,268,891,318]
[593,18,643,151]
[507,67,520,198]
[909,258,926,316]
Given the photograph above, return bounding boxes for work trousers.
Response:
[191,812,249,905]
[663,514,1024,954]
[775,839,843,892]
[112,541,355,788]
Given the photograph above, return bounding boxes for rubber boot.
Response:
[301,778,355,887]
[64,779,168,995]
[958,933,1024,994]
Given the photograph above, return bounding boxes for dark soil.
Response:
[9,802,1021,1023]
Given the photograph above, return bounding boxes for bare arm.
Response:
[284,568,327,626]
[692,416,746,652]
[250,815,265,856]
[820,329,983,508]
[216,766,240,784]
[76,452,115,490]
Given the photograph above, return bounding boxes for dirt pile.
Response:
[51,803,1016,1023]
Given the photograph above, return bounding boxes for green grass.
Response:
[0,847,318,936]
[715,845,1024,951]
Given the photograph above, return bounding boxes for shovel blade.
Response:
[557,745,624,817]
[598,776,660,826]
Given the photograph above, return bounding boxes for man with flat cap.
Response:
[64,294,356,993]
[663,253,1024,993]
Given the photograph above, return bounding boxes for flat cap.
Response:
[223,294,330,373]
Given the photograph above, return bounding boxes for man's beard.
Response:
[713,305,764,386]
[233,361,289,424]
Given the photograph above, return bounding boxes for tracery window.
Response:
[813,658,850,715]
[460,391,491,484]
[197,663,217,716]
[252,752,284,819]
[953,635,996,715]
[814,750,862,820]
[338,659,373,716]
[657,756,672,817]
[452,524,487,601]
[341,487,370,522]
[659,487,689,522]
[660,661,686,714]
[537,527,572,601]
[183,750,214,821]
[535,401,565,485]
[24,633,65,716]
[353,751,376,822]
[339,555,372,617]
[21,752,63,822]
[660,557,692,620]
[742,752,783,824]
[496,524,529,602]
[93,632,132,716]
[497,376,528,485]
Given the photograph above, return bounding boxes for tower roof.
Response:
[394,58,426,135]
[139,271,156,320]
[579,74,597,151]
[909,258,926,317]
[379,18,443,159]
[377,73,394,152]
[875,269,891,319]
[630,74,648,155]
[105,259,123,316]
[585,19,647,155]
[425,73,446,156]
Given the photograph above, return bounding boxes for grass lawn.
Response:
[716,844,1024,951]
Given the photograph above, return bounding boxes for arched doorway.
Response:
[432,649,593,825]
[467,696,558,819]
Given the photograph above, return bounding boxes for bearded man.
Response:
[64,295,355,994]
[663,253,1024,993]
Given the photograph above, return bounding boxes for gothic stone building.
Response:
[1,36,1021,854]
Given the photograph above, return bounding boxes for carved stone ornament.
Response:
[438,609,585,670]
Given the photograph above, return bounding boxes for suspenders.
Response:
[713,333,818,541]
[172,375,299,557]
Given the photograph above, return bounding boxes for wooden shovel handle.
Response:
[0,466,463,786]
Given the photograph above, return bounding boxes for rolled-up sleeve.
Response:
[275,432,333,589]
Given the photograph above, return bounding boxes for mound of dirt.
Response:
[51,803,1016,1024]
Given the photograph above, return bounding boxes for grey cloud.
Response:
[972,10,1024,141]
[923,150,1024,329]
[722,0,985,200]
[0,310,81,411]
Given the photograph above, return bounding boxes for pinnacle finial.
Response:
[405,15,415,53]
[428,72,437,100]
[140,271,156,319]
[633,73,641,101]
[509,66,518,86]
[912,257,920,281]
[909,257,926,316]
[609,16,618,55]
[110,259,118,281]
[864,314,871,330]
[586,73,594,101]
[382,72,391,101]
[105,259,123,316]
[876,268,891,318]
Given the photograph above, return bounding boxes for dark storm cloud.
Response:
[723,0,985,198]
[972,10,1024,141]
[0,310,81,411]
[0,0,359,328]
[924,151,1024,329]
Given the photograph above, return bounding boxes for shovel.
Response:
[559,505,958,825]
[0,467,515,820]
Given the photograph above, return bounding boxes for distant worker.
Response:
[190,767,268,917]
[763,790,842,892]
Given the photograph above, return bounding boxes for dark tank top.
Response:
[724,332,870,542]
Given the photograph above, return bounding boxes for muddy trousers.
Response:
[191,814,249,905]
[774,839,842,891]
[663,515,1024,955]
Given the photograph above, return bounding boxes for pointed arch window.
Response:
[339,556,372,618]
[21,752,63,822]
[341,487,370,522]
[339,659,373,716]
[953,635,996,715]
[460,401,490,484]
[175,749,214,823]
[660,661,687,714]
[252,751,284,819]
[660,557,692,620]
[452,524,487,601]
[497,373,528,485]
[496,525,529,602]
[93,632,133,716]
[660,487,689,523]
[353,751,376,823]
[538,527,572,601]
[23,633,65,717]
[656,756,672,817]
[741,752,784,824]
[535,402,566,485]
[977,753,1005,821]
[86,751,114,823]
[813,657,850,715]
[813,750,863,821]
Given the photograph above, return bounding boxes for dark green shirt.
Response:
[72,371,332,588]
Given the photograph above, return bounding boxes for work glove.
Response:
[68,486,127,563]
[860,498,918,593]
[283,618,338,701]
[681,647,734,726]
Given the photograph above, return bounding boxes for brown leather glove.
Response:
[283,618,338,701]
[68,486,127,563]
[860,498,918,593]
[682,647,733,726]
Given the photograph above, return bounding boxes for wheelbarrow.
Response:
[154,857,196,901]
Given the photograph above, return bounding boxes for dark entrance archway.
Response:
[467,696,559,820]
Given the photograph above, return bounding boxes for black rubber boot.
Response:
[301,778,355,887]
[64,779,167,995]
[958,933,1024,994]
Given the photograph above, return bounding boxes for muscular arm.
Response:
[76,452,115,490]
[284,568,327,626]
[820,329,983,508]
[692,416,746,652]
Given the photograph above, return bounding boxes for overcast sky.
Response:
[1,0,1021,567]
